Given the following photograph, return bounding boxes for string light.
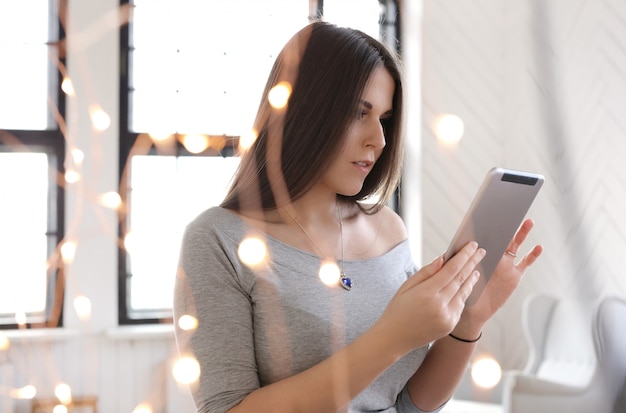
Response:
[238,236,268,267]
[268,81,292,109]
[433,113,464,145]
[172,356,201,385]
[471,354,502,389]
[132,403,154,413]
[178,315,198,331]
[99,191,122,209]
[319,261,341,286]
[89,105,111,131]
[181,134,210,154]
[73,295,92,321]
[55,382,72,405]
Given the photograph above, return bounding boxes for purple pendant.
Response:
[340,274,352,291]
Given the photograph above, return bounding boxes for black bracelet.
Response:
[448,331,482,343]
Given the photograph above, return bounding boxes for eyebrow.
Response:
[360,99,393,117]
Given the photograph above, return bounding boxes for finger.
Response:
[455,270,480,304]
[517,244,543,271]
[441,246,485,297]
[506,218,535,254]
[402,255,444,292]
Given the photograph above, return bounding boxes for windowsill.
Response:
[1,324,175,342]
[105,323,175,340]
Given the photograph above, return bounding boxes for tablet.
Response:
[442,167,544,305]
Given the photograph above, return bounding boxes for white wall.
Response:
[421,0,626,378]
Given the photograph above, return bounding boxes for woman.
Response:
[173,21,542,413]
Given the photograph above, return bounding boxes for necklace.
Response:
[284,202,353,291]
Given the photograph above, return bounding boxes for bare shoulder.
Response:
[345,204,407,259]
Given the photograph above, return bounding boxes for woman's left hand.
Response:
[455,218,543,331]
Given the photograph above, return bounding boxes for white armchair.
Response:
[503,294,626,413]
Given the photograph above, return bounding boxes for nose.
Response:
[365,119,387,150]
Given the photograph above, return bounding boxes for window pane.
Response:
[0,0,56,130]
[324,0,382,38]
[127,155,240,314]
[0,153,50,319]
[129,0,309,136]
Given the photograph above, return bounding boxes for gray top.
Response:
[174,207,444,413]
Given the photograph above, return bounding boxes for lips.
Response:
[352,160,374,173]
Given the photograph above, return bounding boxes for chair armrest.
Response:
[505,373,586,396]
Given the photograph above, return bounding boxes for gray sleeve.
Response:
[395,381,448,413]
[173,216,258,413]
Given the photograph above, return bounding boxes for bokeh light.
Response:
[55,382,72,405]
[239,129,258,151]
[0,334,10,351]
[71,148,84,165]
[15,311,26,326]
[52,405,68,413]
[319,261,341,286]
[268,81,292,109]
[433,113,464,145]
[99,191,122,209]
[181,134,209,154]
[237,236,268,267]
[60,240,77,264]
[178,314,198,331]
[172,356,200,385]
[471,354,502,389]
[148,131,173,142]
[133,402,154,413]
[89,106,111,131]
[73,295,92,321]
[10,385,37,399]
[65,169,80,184]
[61,77,75,96]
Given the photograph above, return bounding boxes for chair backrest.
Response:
[593,296,626,412]
[533,297,596,387]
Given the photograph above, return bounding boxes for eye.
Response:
[357,110,368,119]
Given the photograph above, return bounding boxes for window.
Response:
[119,0,397,323]
[0,0,65,328]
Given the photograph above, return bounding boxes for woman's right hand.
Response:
[375,242,486,356]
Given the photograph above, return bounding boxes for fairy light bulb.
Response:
[60,241,77,264]
[148,131,172,142]
[99,191,122,209]
[433,113,464,145]
[238,236,267,267]
[71,148,84,165]
[239,129,258,151]
[133,403,153,413]
[172,356,201,385]
[0,334,9,350]
[180,134,209,154]
[52,405,68,413]
[10,385,36,399]
[55,383,72,405]
[178,315,198,331]
[65,169,80,183]
[89,106,111,131]
[73,295,92,321]
[319,260,341,286]
[471,354,502,389]
[61,77,75,96]
[268,81,292,109]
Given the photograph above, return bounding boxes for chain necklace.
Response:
[284,202,353,291]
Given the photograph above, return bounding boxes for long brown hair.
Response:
[221,21,405,214]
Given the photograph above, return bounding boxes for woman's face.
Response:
[319,66,395,197]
